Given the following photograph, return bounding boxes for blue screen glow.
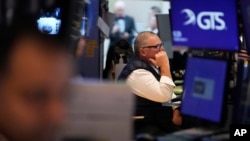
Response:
[182,57,227,123]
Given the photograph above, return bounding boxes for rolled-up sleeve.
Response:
[126,69,175,103]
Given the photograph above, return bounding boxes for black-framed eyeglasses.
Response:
[142,43,164,49]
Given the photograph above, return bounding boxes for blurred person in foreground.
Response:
[118,31,182,136]
[110,0,136,46]
[0,25,74,141]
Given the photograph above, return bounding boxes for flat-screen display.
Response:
[240,0,250,54]
[37,8,62,35]
[170,0,239,51]
[182,57,227,123]
[156,14,173,59]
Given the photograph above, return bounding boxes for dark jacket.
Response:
[103,39,133,79]
[118,57,175,136]
[110,15,136,46]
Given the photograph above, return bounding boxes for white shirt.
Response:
[117,19,125,33]
[126,68,176,103]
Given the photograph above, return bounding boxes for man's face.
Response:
[115,6,125,17]
[0,36,73,141]
[140,35,164,61]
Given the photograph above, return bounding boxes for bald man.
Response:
[119,31,181,136]
[110,0,136,46]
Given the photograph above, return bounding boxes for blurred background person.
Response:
[110,0,136,46]
[0,23,74,141]
[103,39,133,81]
[146,6,161,34]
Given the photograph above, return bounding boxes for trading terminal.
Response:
[0,0,250,141]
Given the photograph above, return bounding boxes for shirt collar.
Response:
[150,65,160,74]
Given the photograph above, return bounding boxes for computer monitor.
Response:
[239,0,250,54]
[36,0,86,38]
[37,7,62,35]
[170,0,239,51]
[181,57,228,125]
[156,14,173,59]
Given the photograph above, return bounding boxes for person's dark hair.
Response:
[134,31,157,57]
[0,21,69,75]
[151,6,161,15]
[103,39,133,79]
[113,39,133,64]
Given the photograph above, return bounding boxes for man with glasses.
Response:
[118,31,181,136]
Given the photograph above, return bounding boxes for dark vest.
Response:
[118,57,174,134]
[118,57,162,107]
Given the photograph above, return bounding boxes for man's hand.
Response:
[120,32,129,39]
[172,109,182,126]
[149,51,170,68]
[149,51,171,77]
[112,24,120,33]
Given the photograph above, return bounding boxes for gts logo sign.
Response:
[181,9,226,31]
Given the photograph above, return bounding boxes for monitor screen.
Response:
[156,14,173,59]
[37,8,62,35]
[181,57,227,123]
[170,0,239,51]
[240,0,250,53]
